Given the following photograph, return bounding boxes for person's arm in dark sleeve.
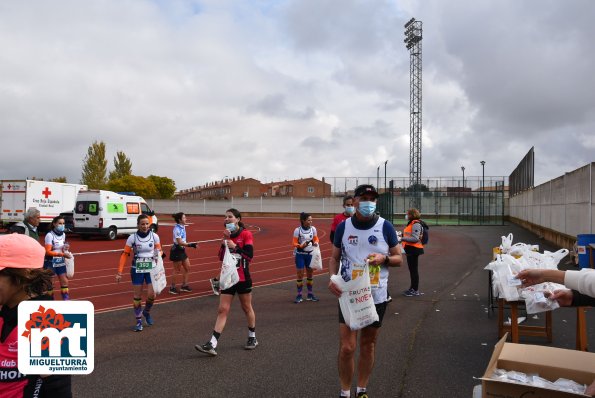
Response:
[571,290,595,307]
[234,244,253,261]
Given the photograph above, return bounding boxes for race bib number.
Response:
[135,257,154,273]
[52,257,66,267]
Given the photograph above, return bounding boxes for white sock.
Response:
[341,389,351,397]
[356,387,367,394]
[210,336,218,348]
[248,331,256,338]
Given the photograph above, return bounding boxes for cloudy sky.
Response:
[1,0,593,191]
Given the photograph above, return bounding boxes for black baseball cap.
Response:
[353,184,379,198]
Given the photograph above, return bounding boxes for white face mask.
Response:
[345,206,355,215]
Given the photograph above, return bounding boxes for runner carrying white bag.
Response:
[330,260,379,330]
[150,255,167,295]
[219,241,240,290]
[310,246,323,271]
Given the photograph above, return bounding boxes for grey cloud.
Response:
[247,93,315,119]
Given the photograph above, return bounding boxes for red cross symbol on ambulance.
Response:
[42,187,52,198]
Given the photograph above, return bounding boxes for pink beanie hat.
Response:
[0,234,45,271]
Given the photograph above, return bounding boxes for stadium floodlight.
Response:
[404,18,416,29]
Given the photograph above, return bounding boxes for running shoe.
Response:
[387,295,393,303]
[403,288,414,297]
[245,337,258,350]
[210,278,220,296]
[404,289,424,297]
[133,322,143,332]
[143,310,153,326]
[195,342,217,356]
[356,392,369,398]
[180,285,192,292]
[294,295,303,304]
[62,293,70,301]
[307,294,319,302]
[169,286,179,295]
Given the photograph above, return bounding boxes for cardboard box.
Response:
[481,335,595,397]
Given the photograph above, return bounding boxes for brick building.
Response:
[265,178,330,198]
[175,177,330,199]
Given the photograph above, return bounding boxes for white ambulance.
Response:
[73,190,158,240]
[0,180,87,229]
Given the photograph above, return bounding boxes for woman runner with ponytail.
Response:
[292,212,320,303]
[43,215,73,300]
[195,208,257,356]
[116,214,163,332]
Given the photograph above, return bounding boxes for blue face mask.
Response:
[55,225,65,232]
[345,206,355,215]
[225,223,237,232]
[358,201,376,217]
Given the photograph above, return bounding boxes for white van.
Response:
[73,190,158,240]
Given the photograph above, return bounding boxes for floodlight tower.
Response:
[404,17,423,209]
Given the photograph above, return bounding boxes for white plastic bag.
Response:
[219,242,240,291]
[330,261,379,330]
[521,282,564,314]
[500,233,514,253]
[65,253,75,279]
[150,255,167,295]
[309,246,323,271]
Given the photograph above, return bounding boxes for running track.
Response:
[63,215,333,313]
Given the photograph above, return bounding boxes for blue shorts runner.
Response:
[130,267,152,285]
[43,257,67,276]
[294,251,312,269]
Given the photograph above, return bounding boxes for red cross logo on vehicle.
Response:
[42,187,52,198]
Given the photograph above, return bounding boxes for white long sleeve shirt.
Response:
[564,269,595,297]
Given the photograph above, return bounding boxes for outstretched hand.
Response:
[544,289,573,307]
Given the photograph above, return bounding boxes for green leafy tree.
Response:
[147,175,177,199]
[109,151,133,181]
[50,176,67,183]
[107,175,158,198]
[81,141,108,189]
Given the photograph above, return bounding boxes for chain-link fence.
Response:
[155,176,507,226]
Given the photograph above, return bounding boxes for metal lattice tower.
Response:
[404,18,422,209]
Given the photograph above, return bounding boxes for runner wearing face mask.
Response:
[43,215,73,300]
[292,212,320,303]
[195,208,257,356]
[330,196,354,243]
[328,184,403,398]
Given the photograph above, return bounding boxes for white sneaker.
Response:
[210,278,220,296]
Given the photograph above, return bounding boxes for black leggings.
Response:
[406,254,420,291]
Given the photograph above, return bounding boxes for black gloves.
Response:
[188,242,198,249]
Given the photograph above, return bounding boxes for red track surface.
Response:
[62,215,333,313]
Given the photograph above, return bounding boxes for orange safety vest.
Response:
[403,220,424,249]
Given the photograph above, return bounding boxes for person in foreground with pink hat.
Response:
[0,233,72,397]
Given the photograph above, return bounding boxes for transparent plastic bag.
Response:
[219,242,240,290]
[330,261,378,330]
[150,255,167,295]
[309,246,323,271]
[65,253,75,279]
